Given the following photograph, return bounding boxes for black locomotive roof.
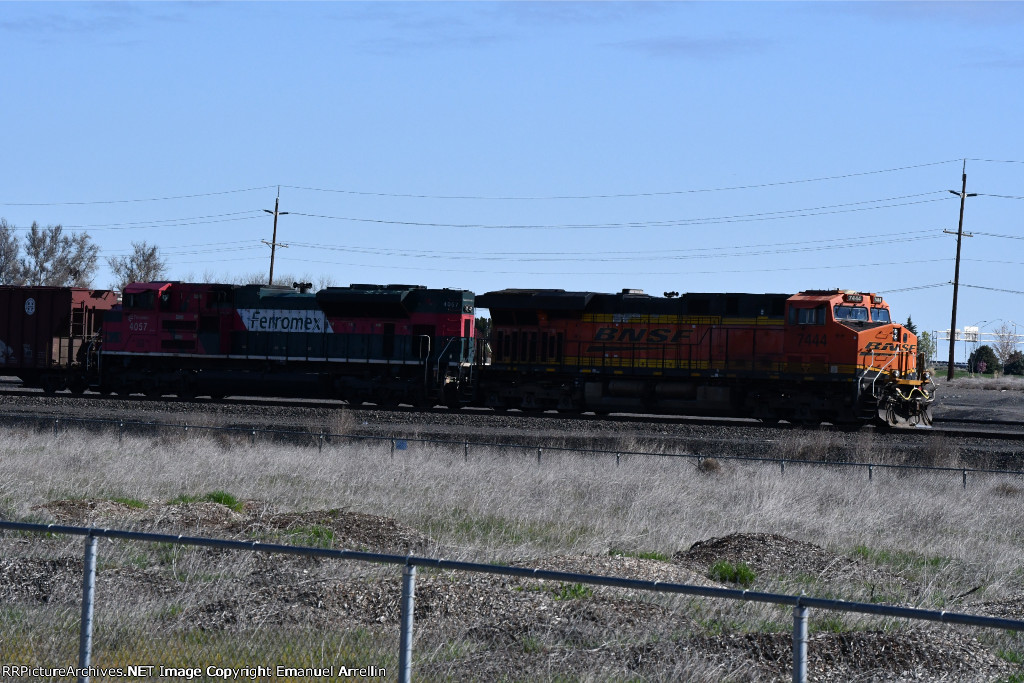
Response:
[476,289,596,310]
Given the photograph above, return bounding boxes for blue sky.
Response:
[1,2,1022,358]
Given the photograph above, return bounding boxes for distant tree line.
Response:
[0,218,166,291]
[0,219,99,288]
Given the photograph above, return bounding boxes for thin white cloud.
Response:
[608,35,772,60]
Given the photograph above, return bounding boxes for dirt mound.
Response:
[678,533,860,580]
[32,498,429,555]
[36,499,144,526]
[237,508,430,554]
[0,556,82,603]
[693,628,1014,682]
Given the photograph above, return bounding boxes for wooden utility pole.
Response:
[262,187,289,285]
[944,161,976,381]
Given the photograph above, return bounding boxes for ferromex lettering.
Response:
[237,309,333,334]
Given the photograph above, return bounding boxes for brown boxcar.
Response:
[0,287,118,392]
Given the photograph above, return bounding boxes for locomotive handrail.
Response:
[415,334,431,388]
[868,352,898,396]
[435,336,457,378]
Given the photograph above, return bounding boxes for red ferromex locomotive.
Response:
[99,281,477,405]
[476,288,934,427]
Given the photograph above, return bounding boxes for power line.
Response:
[973,232,1024,240]
[957,283,1024,296]
[0,187,276,207]
[280,159,960,200]
[975,193,1024,200]
[965,158,1024,165]
[878,283,950,294]
[286,233,941,264]
[275,255,948,278]
[288,228,940,260]
[289,194,952,231]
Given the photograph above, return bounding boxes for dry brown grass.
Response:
[1,427,1020,580]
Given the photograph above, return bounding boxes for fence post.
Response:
[616,452,620,467]
[868,464,873,481]
[792,602,808,683]
[54,418,59,436]
[781,459,786,476]
[963,468,967,489]
[118,420,124,444]
[78,534,98,683]
[537,447,542,465]
[464,442,469,461]
[319,432,324,453]
[398,564,416,683]
[391,439,396,459]
[250,429,256,445]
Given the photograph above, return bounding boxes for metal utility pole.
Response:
[263,187,290,285]
[944,161,977,381]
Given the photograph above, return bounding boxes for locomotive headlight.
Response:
[892,370,900,379]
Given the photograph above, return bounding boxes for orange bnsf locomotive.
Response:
[476,288,934,427]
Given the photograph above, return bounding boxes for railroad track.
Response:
[1,381,1022,443]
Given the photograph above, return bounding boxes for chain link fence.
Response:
[3,521,1024,683]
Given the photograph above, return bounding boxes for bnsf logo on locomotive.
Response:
[239,309,333,333]
[861,341,917,354]
[593,328,692,343]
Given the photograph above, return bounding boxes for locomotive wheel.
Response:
[42,377,61,395]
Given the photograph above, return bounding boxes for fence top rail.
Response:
[6,411,1024,479]
[3,519,1023,632]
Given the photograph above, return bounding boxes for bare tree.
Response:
[0,218,25,285]
[18,223,99,287]
[107,241,167,291]
[992,322,1019,366]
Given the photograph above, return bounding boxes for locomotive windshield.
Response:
[788,305,826,325]
[872,307,891,323]
[833,304,868,321]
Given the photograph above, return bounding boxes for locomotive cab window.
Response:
[123,291,155,310]
[788,305,825,325]
[833,305,868,322]
[871,308,891,323]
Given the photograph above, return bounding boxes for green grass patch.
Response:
[708,560,756,587]
[286,524,335,548]
[609,548,670,562]
[853,545,949,573]
[521,634,544,654]
[168,490,245,512]
[442,508,590,548]
[168,494,201,505]
[552,582,593,601]
[109,496,148,509]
